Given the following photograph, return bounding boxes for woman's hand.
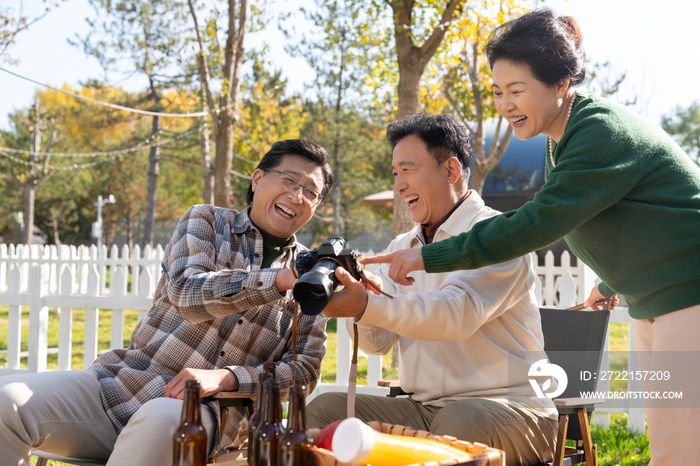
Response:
[362,249,424,286]
[584,286,620,311]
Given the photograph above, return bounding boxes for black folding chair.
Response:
[539,307,610,466]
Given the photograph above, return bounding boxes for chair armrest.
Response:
[213,392,252,400]
[377,380,402,388]
[377,380,413,398]
[212,392,253,410]
[554,397,605,406]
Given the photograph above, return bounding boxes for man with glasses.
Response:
[0,139,333,466]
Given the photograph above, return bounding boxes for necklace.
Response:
[549,95,575,168]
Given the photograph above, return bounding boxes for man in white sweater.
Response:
[306,114,558,466]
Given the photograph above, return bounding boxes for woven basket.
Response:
[309,421,505,466]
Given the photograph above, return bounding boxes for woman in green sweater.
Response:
[367,8,700,465]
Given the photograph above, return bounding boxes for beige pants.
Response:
[307,392,557,466]
[0,369,216,466]
[633,303,700,466]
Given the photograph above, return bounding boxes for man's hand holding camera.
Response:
[320,267,383,320]
[275,268,298,293]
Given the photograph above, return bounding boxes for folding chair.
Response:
[209,392,254,462]
[539,307,610,466]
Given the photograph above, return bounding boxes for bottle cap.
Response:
[332,418,376,464]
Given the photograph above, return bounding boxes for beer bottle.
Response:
[173,380,207,466]
[254,379,282,466]
[263,361,277,381]
[279,384,312,466]
[247,372,273,466]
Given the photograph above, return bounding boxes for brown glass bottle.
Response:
[279,384,312,466]
[247,372,273,466]
[254,379,282,466]
[263,361,277,380]
[173,380,207,466]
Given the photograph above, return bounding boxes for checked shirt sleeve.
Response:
[165,205,285,324]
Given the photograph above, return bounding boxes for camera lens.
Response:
[293,259,340,315]
[306,284,329,300]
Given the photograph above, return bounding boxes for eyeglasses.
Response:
[265,168,324,206]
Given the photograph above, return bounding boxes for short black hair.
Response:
[246,139,334,206]
[484,8,586,87]
[386,113,473,179]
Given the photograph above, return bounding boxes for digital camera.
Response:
[293,237,363,315]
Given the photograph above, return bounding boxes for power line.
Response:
[231,168,253,180]
[0,150,123,171]
[0,127,200,171]
[0,128,198,157]
[0,66,224,118]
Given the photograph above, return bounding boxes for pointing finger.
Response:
[361,252,396,265]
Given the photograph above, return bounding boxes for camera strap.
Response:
[347,323,359,418]
[289,260,392,418]
[346,269,394,418]
[359,269,394,299]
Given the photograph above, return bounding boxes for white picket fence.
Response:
[0,244,641,432]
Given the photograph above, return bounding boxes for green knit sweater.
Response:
[422,92,700,319]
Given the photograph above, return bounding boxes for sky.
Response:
[1,0,699,130]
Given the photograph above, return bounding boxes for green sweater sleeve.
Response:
[597,282,615,298]
[422,100,641,273]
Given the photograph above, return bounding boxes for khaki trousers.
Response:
[0,369,216,466]
[633,303,700,466]
[307,392,557,466]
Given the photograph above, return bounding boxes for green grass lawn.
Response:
[0,310,648,465]
[591,413,649,466]
[0,305,139,371]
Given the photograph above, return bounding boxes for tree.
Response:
[582,57,652,115]
[0,98,56,244]
[0,82,202,247]
[75,0,194,246]
[285,0,378,237]
[1,0,64,63]
[187,0,248,208]
[221,50,309,206]
[661,101,700,166]
[428,0,528,194]
[0,84,125,245]
[360,0,465,237]
[297,101,393,246]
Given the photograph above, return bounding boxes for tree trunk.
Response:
[200,87,215,205]
[51,209,61,245]
[332,37,346,238]
[391,66,423,238]
[126,214,134,253]
[331,154,342,237]
[21,184,36,244]
[214,114,236,206]
[211,0,247,208]
[388,0,463,239]
[22,98,43,244]
[142,114,160,246]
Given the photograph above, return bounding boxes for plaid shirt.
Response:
[90,205,328,453]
